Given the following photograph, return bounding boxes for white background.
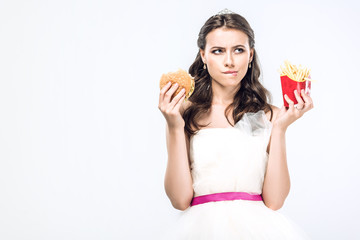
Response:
[0,0,359,239]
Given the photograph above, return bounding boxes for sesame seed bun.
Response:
[159,69,195,100]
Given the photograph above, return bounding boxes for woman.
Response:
[158,10,313,239]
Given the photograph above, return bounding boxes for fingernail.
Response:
[174,83,178,87]
[181,88,185,92]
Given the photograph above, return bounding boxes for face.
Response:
[200,27,254,90]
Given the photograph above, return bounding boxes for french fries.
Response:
[279,60,312,82]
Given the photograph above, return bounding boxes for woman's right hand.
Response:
[158,82,186,129]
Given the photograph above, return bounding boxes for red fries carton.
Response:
[279,61,312,107]
[280,75,311,107]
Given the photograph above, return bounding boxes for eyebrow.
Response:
[210,44,246,49]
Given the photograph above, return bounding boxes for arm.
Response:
[164,123,193,210]
[262,106,290,210]
[262,89,313,210]
[158,82,194,210]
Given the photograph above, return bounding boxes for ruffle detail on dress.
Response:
[161,201,311,240]
[234,110,272,138]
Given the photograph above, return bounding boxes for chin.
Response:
[229,79,242,86]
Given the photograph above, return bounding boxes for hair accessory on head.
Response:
[216,8,236,16]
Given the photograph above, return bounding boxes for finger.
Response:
[284,94,295,110]
[278,105,286,117]
[301,89,313,103]
[159,82,172,103]
[169,88,186,109]
[294,90,304,110]
[294,90,304,105]
[163,83,179,103]
[172,90,186,112]
[300,89,314,110]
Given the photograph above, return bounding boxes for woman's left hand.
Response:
[273,89,314,131]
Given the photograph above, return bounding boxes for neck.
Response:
[211,82,239,106]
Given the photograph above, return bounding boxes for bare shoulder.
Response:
[266,105,281,123]
[180,100,192,116]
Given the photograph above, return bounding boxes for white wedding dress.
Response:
[163,110,310,240]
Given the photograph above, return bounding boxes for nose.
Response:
[224,52,234,68]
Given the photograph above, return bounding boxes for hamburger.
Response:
[159,69,195,101]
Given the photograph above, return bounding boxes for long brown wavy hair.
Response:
[183,13,273,137]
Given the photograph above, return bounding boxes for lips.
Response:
[223,71,238,76]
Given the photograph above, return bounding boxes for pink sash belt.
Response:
[190,192,263,206]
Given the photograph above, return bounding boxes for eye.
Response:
[211,49,223,54]
[235,48,244,53]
